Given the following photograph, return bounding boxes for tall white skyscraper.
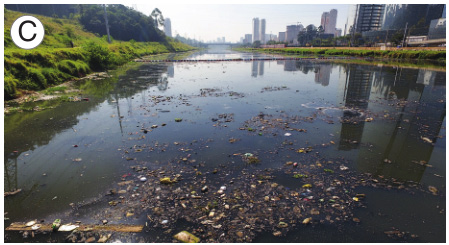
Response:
[321,9,337,34]
[260,19,266,44]
[164,18,172,37]
[252,18,260,42]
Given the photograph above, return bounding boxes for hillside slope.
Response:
[4,9,193,100]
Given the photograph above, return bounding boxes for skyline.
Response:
[125,4,350,43]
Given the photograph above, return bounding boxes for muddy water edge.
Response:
[4,46,446,242]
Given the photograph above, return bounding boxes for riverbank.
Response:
[4,9,194,101]
[234,47,446,63]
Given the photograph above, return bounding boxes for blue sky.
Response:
[126,4,350,42]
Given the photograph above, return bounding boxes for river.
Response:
[4,45,446,242]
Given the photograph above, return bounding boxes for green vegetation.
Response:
[235,47,446,62]
[4,8,193,100]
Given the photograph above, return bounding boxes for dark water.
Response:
[4,46,446,242]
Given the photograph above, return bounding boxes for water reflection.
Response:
[4,63,172,192]
[278,60,332,86]
[251,60,265,77]
[337,64,445,182]
[4,55,445,232]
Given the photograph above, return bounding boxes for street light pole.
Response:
[103,4,111,43]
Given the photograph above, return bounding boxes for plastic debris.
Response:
[160,177,175,184]
[428,186,438,195]
[140,177,147,182]
[173,231,200,243]
[25,220,37,227]
[52,219,61,231]
[284,132,292,136]
[302,217,312,224]
[58,224,79,232]
[31,224,41,230]
[278,221,288,228]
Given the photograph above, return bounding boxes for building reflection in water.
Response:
[336,64,445,182]
[281,60,333,87]
[251,60,265,77]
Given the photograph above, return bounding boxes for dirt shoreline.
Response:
[4,72,112,113]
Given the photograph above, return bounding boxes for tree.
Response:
[151,8,164,29]
[317,25,324,47]
[389,30,404,46]
[252,40,261,48]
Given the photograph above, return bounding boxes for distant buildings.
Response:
[261,19,266,44]
[278,32,286,42]
[252,18,260,42]
[321,9,338,35]
[244,34,252,44]
[164,18,172,37]
[251,18,267,44]
[335,28,342,37]
[286,24,303,44]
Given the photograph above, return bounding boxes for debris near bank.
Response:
[6,222,143,233]
[4,189,22,197]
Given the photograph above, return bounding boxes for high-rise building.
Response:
[253,18,260,42]
[164,18,172,37]
[286,24,303,44]
[321,9,338,35]
[355,4,385,33]
[278,32,286,42]
[266,34,277,42]
[335,28,342,37]
[260,19,266,44]
[244,34,253,44]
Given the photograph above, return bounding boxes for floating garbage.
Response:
[31,224,41,230]
[174,118,183,122]
[302,217,312,224]
[52,219,61,231]
[58,224,79,232]
[173,231,200,243]
[160,177,175,184]
[284,132,292,137]
[140,177,147,182]
[243,153,253,158]
[428,186,439,195]
[25,220,36,227]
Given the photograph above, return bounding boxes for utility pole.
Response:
[103,4,111,43]
[401,22,408,47]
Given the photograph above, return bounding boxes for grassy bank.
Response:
[234,47,446,62]
[4,9,194,100]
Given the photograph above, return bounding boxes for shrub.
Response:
[58,60,90,77]
[4,75,18,100]
[27,68,47,89]
[41,68,71,85]
[82,41,112,70]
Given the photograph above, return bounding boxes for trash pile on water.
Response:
[57,149,432,242]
